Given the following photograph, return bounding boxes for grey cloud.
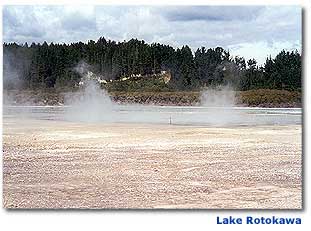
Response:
[2,5,301,63]
[61,12,96,31]
[3,7,20,28]
[3,6,46,41]
[157,6,265,22]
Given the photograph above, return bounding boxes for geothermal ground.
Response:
[3,115,302,209]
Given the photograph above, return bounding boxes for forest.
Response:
[3,37,301,92]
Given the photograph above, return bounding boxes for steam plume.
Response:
[64,62,114,123]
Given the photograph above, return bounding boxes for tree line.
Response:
[3,37,301,91]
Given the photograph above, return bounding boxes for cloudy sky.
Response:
[3,5,301,64]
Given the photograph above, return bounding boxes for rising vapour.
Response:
[64,62,115,123]
[3,50,23,105]
[198,85,244,126]
[65,65,244,125]
[200,85,236,108]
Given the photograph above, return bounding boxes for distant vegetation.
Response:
[4,37,301,92]
[3,89,301,108]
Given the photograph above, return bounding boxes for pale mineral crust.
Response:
[3,118,302,209]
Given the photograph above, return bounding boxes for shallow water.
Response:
[3,105,302,126]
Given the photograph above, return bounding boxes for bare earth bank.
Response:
[3,119,301,209]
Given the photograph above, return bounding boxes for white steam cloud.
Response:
[200,85,236,107]
[64,62,115,123]
[199,85,243,126]
[65,65,244,126]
